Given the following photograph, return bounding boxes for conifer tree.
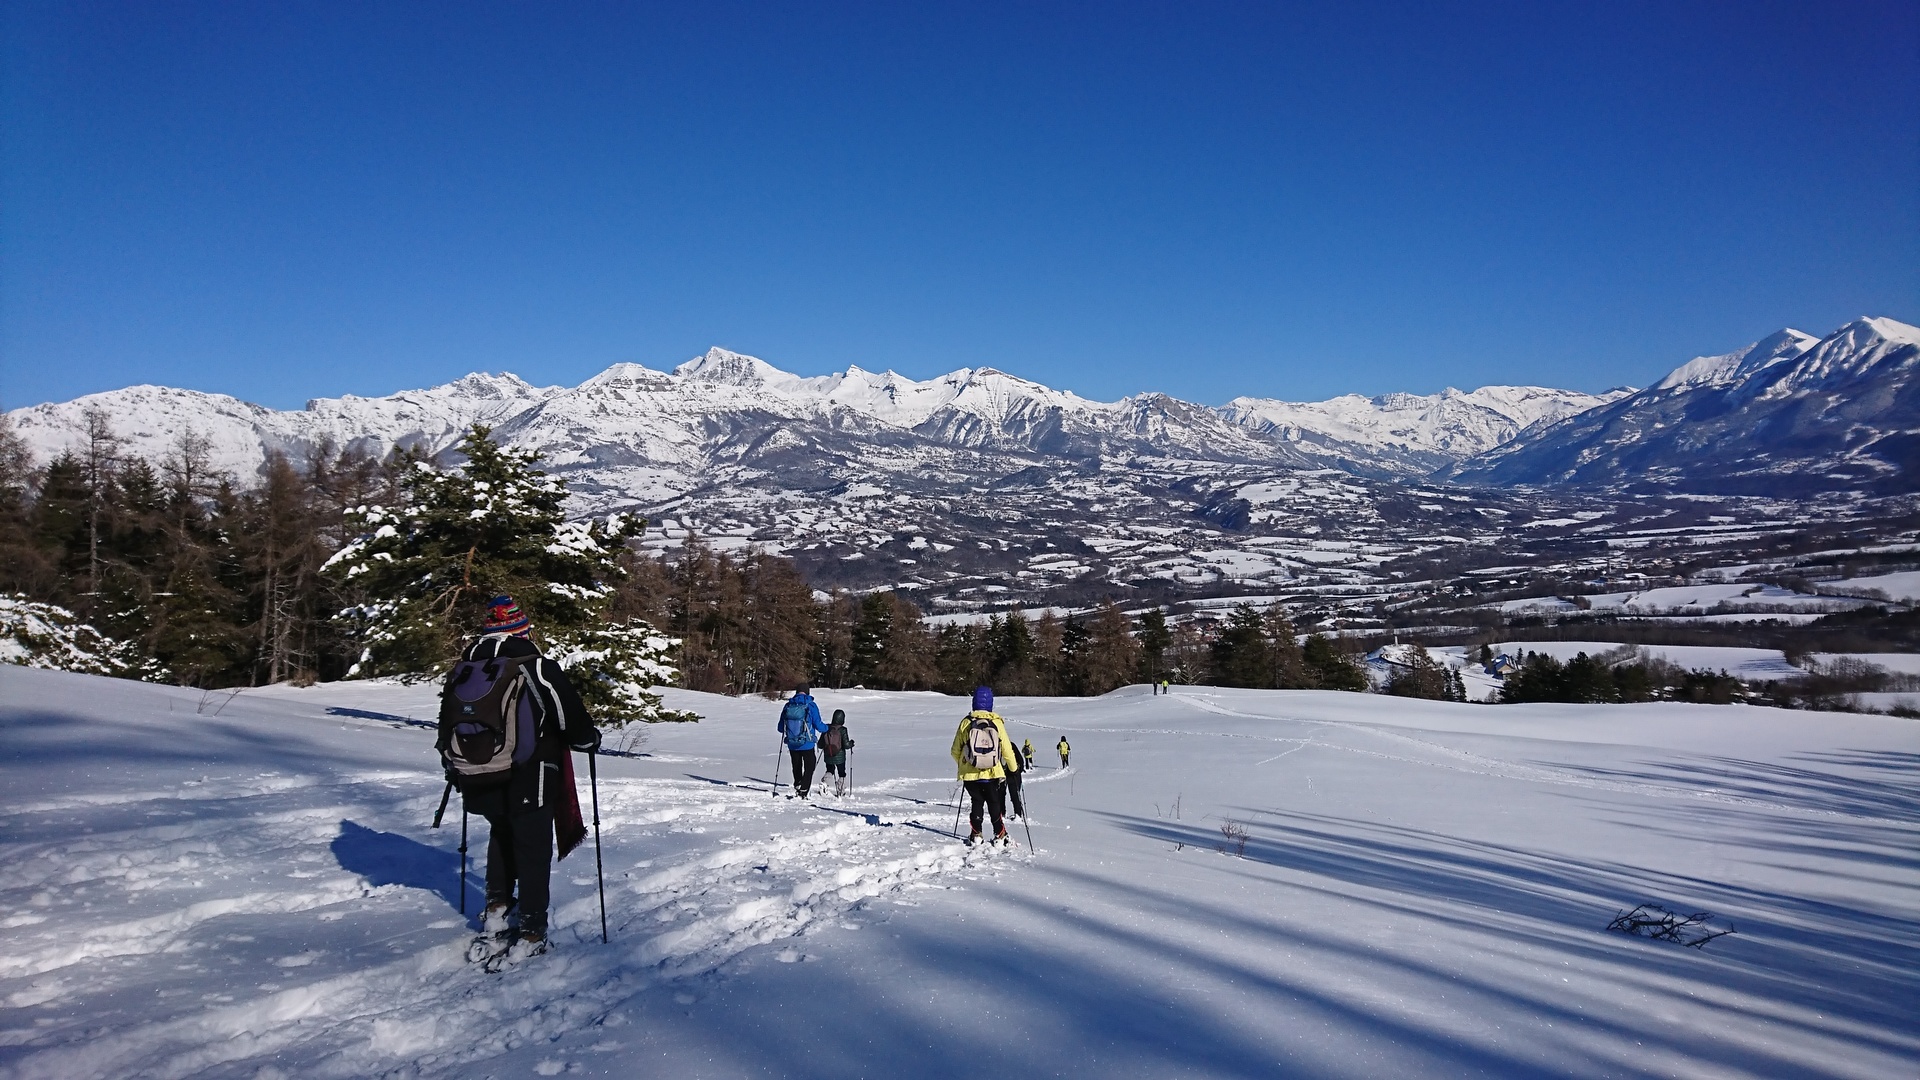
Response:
[323,426,687,723]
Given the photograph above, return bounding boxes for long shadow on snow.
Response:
[1106,806,1918,1056]
[331,819,469,913]
[614,849,1868,1080]
[1531,749,1920,821]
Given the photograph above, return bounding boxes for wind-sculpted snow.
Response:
[3,668,1916,1078]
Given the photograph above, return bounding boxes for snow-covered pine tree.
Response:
[322,426,694,725]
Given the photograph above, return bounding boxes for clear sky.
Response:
[3,1,1916,411]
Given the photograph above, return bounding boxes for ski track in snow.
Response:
[0,772,1012,1079]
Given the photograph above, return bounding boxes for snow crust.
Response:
[3,666,1915,1078]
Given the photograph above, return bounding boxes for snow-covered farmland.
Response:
[2,667,1916,1078]
[1488,640,1807,682]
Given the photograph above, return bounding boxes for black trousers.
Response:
[1005,769,1025,817]
[823,756,847,778]
[965,778,1007,835]
[465,783,555,931]
[789,748,818,794]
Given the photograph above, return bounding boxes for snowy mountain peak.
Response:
[673,347,791,387]
[1652,328,1819,392]
[580,362,673,390]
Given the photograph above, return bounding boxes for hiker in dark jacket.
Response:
[777,686,829,799]
[820,709,855,796]
[1004,727,1027,820]
[437,596,599,955]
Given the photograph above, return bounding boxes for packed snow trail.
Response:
[3,670,1916,1078]
[0,669,1015,1079]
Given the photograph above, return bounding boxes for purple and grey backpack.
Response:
[439,652,538,785]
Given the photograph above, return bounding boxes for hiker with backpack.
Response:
[1057,736,1071,768]
[1021,738,1036,770]
[950,686,1021,846]
[777,686,829,799]
[436,596,600,965]
[820,709,855,797]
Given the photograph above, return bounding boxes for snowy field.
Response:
[2,667,1917,1079]
[1489,641,1806,682]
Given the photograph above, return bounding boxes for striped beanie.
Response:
[481,595,531,636]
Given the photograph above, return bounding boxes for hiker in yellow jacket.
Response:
[1056,736,1071,768]
[950,686,1021,846]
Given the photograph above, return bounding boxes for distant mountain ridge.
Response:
[6,352,1620,502]
[8,317,1913,503]
[1449,316,1920,494]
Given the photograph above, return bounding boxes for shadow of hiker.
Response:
[330,820,467,911]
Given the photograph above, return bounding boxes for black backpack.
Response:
[439,652,538,786]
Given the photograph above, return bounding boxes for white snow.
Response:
[2,667,1915,1078]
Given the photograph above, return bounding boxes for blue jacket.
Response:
[778,694,828,749]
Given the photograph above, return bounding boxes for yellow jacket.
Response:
[950,711,1020,781]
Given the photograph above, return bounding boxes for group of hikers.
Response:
[434,594,1078,965]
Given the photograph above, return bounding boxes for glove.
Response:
[571,729,602,754]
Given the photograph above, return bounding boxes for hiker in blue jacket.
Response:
[777,686,829,799]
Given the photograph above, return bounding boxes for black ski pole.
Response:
[459,807,469,916]
[951,785,963,839]
[588,748,608,944]
[431,779,453,829]
[772,740,784,798]
[1021,799,1036,852]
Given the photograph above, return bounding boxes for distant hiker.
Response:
[437,596,600,961]
[1056,736,1071,768]
[951,686,1020,846]
[820,709,855,797]
[1160,679,1170,696]
[778,685,829,799]
[1021,738,1036,770]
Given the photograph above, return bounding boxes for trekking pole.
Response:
[951,785,963,839]
[431,779,453,828]
[1021,799,1036,852]
[588,749,608,944]
[458,807,469,916]
[771,740,784,798]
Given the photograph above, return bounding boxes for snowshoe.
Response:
[481,929,548,973]
[466,930,513,965]
[965,831,983,847]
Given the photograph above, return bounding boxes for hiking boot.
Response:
[966,831,983,847]
[994,830,1011,847]
[482,900,514,935]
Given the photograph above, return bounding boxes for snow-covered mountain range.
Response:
[7,349,1620,499]
[7,320,1910,606]
[1450,316,1920,494]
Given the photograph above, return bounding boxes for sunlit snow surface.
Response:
[2,668,1916,1078]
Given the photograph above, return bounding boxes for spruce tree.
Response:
[323,426,689,723]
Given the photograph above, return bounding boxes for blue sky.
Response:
[3,1,1915,410]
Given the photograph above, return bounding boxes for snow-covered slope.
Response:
[3,666,1914,1078]
[1452,317,1920,493]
